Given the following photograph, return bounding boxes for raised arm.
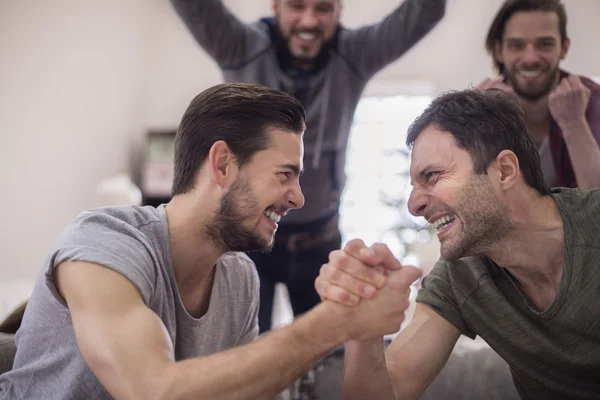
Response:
[315,240,461,400]
[338,0,446,79]
[342,304,460,400]
[170,0,269,68]
[55,259,413,400]
[548,75,600,189]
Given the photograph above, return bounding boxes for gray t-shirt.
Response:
[0,204,259,399]
[416,188,600,399]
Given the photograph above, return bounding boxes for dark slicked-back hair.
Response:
[172,83,305,195]
[406,89,550,195]
[485,0,568,73]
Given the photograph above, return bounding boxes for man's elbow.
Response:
[88,358,175,400]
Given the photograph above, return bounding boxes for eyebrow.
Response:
[505,36,557,42]
[278,163,304,176]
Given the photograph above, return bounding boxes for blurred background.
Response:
[1,0,599,318]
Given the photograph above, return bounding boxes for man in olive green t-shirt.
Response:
[314,89,600,399]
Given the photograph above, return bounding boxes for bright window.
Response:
[339,94,437,266]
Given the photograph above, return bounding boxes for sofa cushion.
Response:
[0,333,16,375]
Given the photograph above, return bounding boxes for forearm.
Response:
[342,338,396,400]
[170,0,262,66]
[163,302,348,400]
[343,0,445,77]
[561,119,600,189]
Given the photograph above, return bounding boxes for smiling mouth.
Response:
[432,214,456,232]
[264,210,281,224]
[293,30,322,42]
[518,69,543,78]
[264,206,289,224]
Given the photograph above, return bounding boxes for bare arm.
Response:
[170,0,269,68]
[342,337,396,400]
[386,303,461,399]
[341,304,459,400]
[549,75,600,189]
[338,0,446,79]
[560,119,600,189]
[56,260,410,400]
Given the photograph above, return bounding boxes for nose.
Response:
[407,188,429,217]
[286,182,305,210]
[298,8,318,28]
[521,44,541,65]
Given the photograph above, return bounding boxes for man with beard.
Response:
[476,0,600,189]
[0,83,421,399]
[170,0,447,333]
[314,89,600,399]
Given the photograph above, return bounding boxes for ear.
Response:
[493,150,520,190]
[208,140,238,189]
[560,36,570,60]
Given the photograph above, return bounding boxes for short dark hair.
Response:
[172,83,306,195]
[406,89,550,195]
[485,0,568,73]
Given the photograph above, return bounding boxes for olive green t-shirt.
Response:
[416,188,600,399]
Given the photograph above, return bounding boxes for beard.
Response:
[276,16,328,64]
[205,177,274,254]
[504,63,560,102]
[438,175,514,261]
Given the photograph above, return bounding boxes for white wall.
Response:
[1,0,599,285]
[0,0,154,282]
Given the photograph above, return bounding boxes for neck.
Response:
[519,94,551,125]
[485,191,564,288]
[515,71,562,126]
[165,194,224,315]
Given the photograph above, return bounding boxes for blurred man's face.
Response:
[273,0,341,65]
[495,11,569,102]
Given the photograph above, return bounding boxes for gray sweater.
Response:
[171,0,446,225]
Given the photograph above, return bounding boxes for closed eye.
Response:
[278,172,292,182]
[425,171,440,182]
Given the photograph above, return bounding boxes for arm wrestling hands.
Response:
[315,239,423,400]
[316,238,421,313]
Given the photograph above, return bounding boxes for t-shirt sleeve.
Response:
[45,211,157,307]
[416,259,476,339]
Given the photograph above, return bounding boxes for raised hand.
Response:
[315,239,421,306]
[548,74,591,129]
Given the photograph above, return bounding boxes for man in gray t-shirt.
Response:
[315,90,600,399]
[0,83,421,400]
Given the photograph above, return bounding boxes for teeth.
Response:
[433,215,455,231]
[297,32,317,40]
[264,210,281,223]
[519,70,542,77]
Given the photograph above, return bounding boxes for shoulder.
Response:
[551,187,600,216]
[68,205,161,232]
[575,73,600,112]
[52,205,163,272]
[424,256,496,300]
[578,74,600,93]
[46,206,163,305]
[430,256,493,283]
[550,188,600,246]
